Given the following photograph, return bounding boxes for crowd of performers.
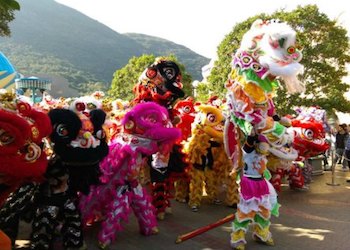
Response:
[0,19,330,250]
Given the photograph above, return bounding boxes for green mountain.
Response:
[0,0,209,97]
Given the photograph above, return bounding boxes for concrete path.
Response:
[15,165,350,250]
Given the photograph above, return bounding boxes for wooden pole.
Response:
[175,213,235,244]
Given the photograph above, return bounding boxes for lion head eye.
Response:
[124,120,135,130]
[0,130,14,145]
[163,67,175,80]
[251,62,262,72]
[183,106,191,113]
[75,102,85,111]
[146,67,157,79]
[241,55,252,65]
[303,129,314,139]
[87,102,97,110]
[287,46,296,54]
[207,113,216,123]
[56,124,69,137]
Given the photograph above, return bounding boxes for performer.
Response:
[132,57,186,220]
[230,132,279,249]
[79,102,181,249]
[170,97,196,203]
[0,104,108,249]
[0,90,52,248]
[224,19,304,249]
[183,104,226,211]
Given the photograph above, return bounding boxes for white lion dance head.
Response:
[236,19,304,94]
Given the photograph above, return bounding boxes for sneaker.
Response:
[66,242,88,250]
[253,235,275,246]
[165,207,172,214]
[228,203,238,209]
[213,198,222,205]
[233,244,245,250]
[291,185,309,191]
[151,227,159,235]
[191,205,199,212]
[175,198,187,203]
[98,241,109,250]
[157,212,165,220]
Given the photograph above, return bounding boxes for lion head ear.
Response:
[89,109,106,132]
[251,19,264,29]
[48,109,82,143]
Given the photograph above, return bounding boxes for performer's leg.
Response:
[225,171,239,207]
[302,161,313,185]
[168,145,190,203]
[174,176,189,203]
[289,164,306,190]
[131,185,158,235]
[61,198,85,250]
[252,214,274,246]
[204,167,220,204]
[31,205,59,250]
[0,183,37,244]
[98,190,130,248]
[270,168,284,192]
[230,214,250,250]
[149,167,170,220]
[188,168,205,211]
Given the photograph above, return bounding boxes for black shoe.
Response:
[228,204,238,209]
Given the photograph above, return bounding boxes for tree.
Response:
[206,5,350,116]
[195,82,211,102]
[0,0,20,36]
[108,54,193,101]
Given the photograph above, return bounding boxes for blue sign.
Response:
[0,51,17,89]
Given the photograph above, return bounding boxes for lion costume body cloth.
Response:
[132,58,186,220]
[225,19,304,250]
[79,102,180,248]
[0,91,52,249]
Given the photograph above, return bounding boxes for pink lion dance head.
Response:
[122,102,181,154]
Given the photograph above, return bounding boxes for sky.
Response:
[56,0,349,59]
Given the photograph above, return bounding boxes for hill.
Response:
[0,0,209,97]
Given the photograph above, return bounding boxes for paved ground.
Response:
[15,164,350,250]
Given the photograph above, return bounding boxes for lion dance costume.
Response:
[170,97,196,203]
[0,95,109,249]
[79,102,181,249]
[183,105,224,211]
[224,19,304,249]
[132,57,186,219]
[0,90,52,249]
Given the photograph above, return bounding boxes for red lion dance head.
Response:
[173,97,196,141]
[0,92,52,205]
[291,118,329,160]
